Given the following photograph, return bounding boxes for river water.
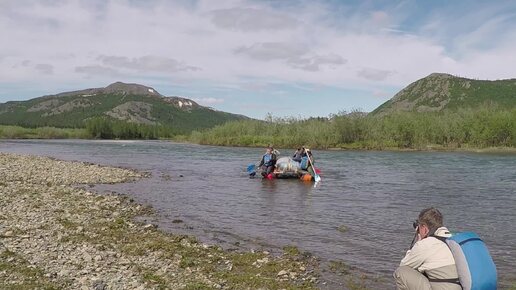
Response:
[1,140,515,287]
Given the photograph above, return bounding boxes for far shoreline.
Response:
[2,137,516,155]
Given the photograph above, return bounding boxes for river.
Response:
[1,139,514,287]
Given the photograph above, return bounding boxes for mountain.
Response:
[0,82,247,133]
[372,73,516,115]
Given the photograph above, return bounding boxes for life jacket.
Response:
[432,232,497,290]
[300,156,309,170]
[263,153,276,167]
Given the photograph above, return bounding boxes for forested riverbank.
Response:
[2,106,515,152]
[186,106,516,150]
[0,118,173,140]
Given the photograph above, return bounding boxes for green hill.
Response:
[0,82,247,134]
[372,73,516,115]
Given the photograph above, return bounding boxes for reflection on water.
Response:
[1,140,515,285]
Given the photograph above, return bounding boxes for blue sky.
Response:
[1,0,516,119]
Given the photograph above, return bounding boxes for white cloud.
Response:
[357,68,395,81]
[1,0,516,116]
[97,55,201,73]
[192,97,225,105]
[35,63,54,75]
[235,42,346,72]
[235,42,307,61]
[75,65,121,77]
[209,7,300,31]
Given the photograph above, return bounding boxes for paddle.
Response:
[247,163,260,177]
[247,163,256,176]
[306,152,321,183]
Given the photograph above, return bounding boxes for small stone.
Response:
[120,258,130,265]
[256,257,269,264]
[94,255,102,261]
[4,231,13,237]
[79,277,89,285]
[300,266,306,271]
[277,270,288,276]
[337,225,348,233]
[93,280,107,290]
[80,269,90,275]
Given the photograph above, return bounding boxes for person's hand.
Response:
[414,226,422,242]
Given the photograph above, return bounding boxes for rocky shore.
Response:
[0,153,319,289]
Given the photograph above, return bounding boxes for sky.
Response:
[1,0,516,119]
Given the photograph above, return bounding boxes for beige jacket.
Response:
[400,227,457,278]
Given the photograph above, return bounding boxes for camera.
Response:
[412,220,419,229]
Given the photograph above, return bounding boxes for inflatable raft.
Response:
[272,157,315,181]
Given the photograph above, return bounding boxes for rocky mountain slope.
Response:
[0,82,247,133]
[372,73,516,115]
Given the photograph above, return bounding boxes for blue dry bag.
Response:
[446,232,497,290]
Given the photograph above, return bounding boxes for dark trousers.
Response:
[261,165,274,177]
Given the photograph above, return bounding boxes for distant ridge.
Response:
[372,73,516,115]
[0,82,247,132]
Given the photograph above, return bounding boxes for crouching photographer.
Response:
[394,207,461,290]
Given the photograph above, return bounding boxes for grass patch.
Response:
[57,217,77,230]
[0,249,61,290]
[179,256,197,268]
[328,260,350,275]
[283,245,301,256]
[184,282,212,290]
[346,274,370,290]
[142,271,168,289]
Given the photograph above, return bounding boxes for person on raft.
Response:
[292,147,303,163]
[394,207,460,290]
[258,146,278,177]
[299,147,314,171]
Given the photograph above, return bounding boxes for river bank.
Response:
[1,144,514,289]
[169,137,516,155]
[0,153,326,289]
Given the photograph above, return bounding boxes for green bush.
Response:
[0,125,88,139]
[85,117,174,140]
[186,107,516,150]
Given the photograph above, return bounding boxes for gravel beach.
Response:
[0,153,318,289]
